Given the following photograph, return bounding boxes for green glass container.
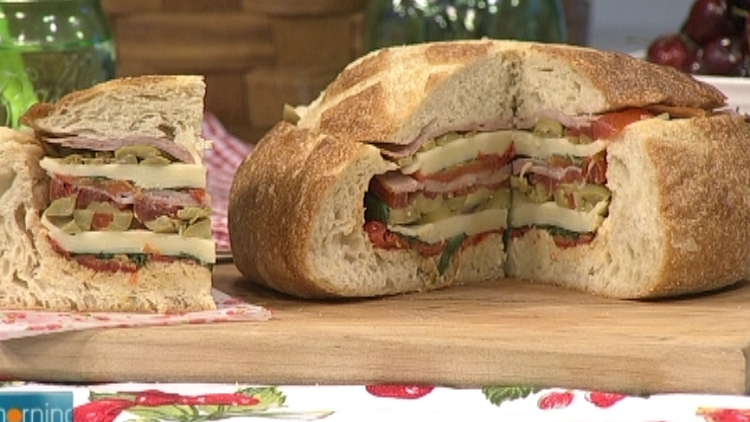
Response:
[364,0,567,52]
[0,0,116,127]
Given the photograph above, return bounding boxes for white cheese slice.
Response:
[388,208,508,244]
[40,158,207,189]
[400,131,514,175]
[42,216,216,264]
[512,132,607,159]
[510,194,608,233]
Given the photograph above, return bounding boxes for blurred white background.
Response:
[587,0,694,53]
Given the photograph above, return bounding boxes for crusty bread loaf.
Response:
[20,75,210,161]
[507,114,750,298]
[229,40,743,299]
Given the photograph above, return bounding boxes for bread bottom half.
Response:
[1,249,215,313]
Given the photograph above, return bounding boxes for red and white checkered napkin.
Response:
[202,113,254,254]
[0,290,272,341]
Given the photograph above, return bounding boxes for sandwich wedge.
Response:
[229,40,750,299]
[0,75,216,313]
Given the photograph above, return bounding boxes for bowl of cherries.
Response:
[647,0,750,76]
[647,0,750,112]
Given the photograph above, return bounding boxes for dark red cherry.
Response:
[698,37,745,74]
[684,0,733,43]
[647,33,697,72]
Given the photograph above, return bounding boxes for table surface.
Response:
[0,263,748,396]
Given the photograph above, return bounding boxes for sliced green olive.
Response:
[46,196,76,217]
[579,184,611,206]
[114,145,162,160]
[104,211,134,232]
[117,154,138,164]
[576,133,593,144]
[60,219,82,234]
[526,183,551,203]
[553,188,570,209]
[388,206,420,225]
[533,119,564,138]
[419,207,454,224]
[73,209,94,231]
[419,138,437,152]
[87,201,119,213]
[140,156,171,166]
[182,218,212,239]
[395,155,414,168]
[82,156,106,165]
[177,206,212,224]
[413,194,442,215]
[434,132,461,147]
[61,154,84,165]
[282,104,300,125]
[144,216,180,233]
[567,133,593,145]
[510,176,532,194]
[483,189,512,210]
[444,195,465,211]
[463,188,493,211]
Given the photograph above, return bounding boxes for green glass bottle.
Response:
[363,0,567,53]
[0,0,116,128]
[487,0,567,42]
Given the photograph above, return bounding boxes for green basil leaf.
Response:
[438,232,467,275]
[364,192,390,224]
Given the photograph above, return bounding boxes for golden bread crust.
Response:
[645,114,750,296]
[298,40,726,147]
[530,44,726,110]
[229,123,371,297]
[424,40,493,64]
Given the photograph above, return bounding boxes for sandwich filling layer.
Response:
[39,144,216,271]
[363,108,658,273]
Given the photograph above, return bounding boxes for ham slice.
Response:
[50,175,209,223]
[373,118,514,158]
[374,111,595,158]
[134,189,209,223]
[515,110,596,130]
[50,175,137,207]
[42,135,196,164]
[375,165,511,195]
[512,158,583,182]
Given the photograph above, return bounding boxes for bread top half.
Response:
[295,40,727,146]
[20,75,210,162]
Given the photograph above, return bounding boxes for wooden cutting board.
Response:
[0,263,748,395]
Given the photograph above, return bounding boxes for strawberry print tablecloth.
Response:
[1,382,749,422]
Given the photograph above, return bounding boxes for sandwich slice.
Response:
[0,75,216,313]
[229,40,750,299]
